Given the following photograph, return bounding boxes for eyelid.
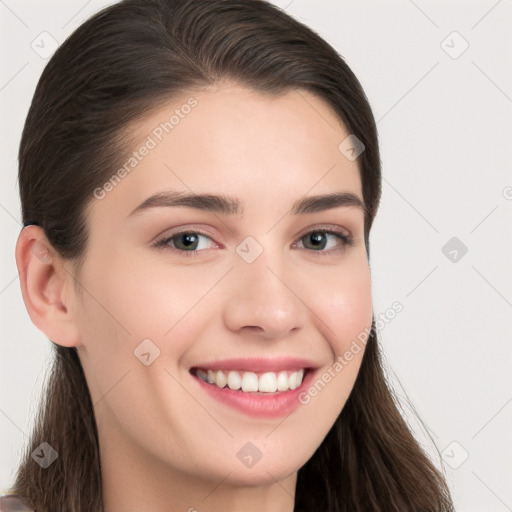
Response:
[295,223,351,240]
[152,227,219,250]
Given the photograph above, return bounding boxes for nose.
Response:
[222,252,307,339]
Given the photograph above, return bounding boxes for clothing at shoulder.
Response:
[0,494,35,512]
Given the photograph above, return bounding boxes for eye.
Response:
[153,230,216,256]
[152,226,354,257]
[293,227,353,255]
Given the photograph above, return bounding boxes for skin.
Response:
[16,80,373,512]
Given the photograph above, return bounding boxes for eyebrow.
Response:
[127,189,366,219]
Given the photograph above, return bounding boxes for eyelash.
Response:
[152,226,354,258]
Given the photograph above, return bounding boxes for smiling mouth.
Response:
[190,367,311,394]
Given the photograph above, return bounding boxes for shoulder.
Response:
[0,494,35,511]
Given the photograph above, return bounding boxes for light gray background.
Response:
[1,1,511,510]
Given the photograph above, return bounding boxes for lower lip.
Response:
[190,369,316,419]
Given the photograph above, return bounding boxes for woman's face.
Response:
[72,81,372,503]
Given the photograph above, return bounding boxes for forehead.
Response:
[87,81,363,226]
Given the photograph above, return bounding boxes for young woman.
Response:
[3,0,454,510]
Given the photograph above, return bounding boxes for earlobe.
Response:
[15,225,80,349]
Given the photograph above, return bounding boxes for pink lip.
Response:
[190,356,319,373]
[189,366,318,419]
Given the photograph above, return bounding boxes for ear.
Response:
[15,225,81,348]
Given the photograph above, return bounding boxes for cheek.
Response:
[311,255,373,348]
[290,257,372,452]
[81,249,215,341]
[74,252,230,409]
[306,255,372,395]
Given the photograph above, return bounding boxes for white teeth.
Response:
[259,372,278,392]
[276,371,289,391]
[227,370,242,390]
[195,368,306,393]
[216,370,227,388]
[241,372,259,392]
[289,372,299,390]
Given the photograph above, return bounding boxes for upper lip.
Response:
[190,357,320,373]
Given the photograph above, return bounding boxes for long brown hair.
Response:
[10,0,454,510]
